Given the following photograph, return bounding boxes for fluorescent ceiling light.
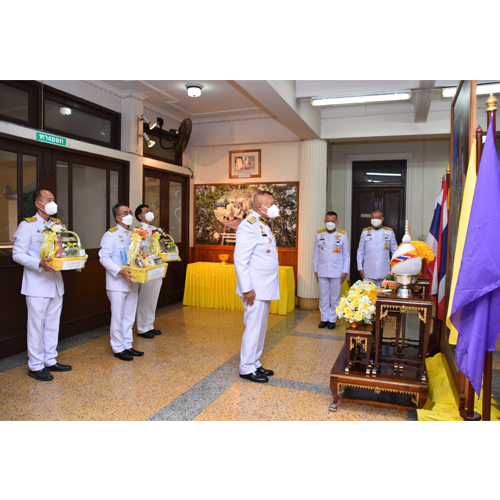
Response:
[442,87,456,98]
[366,172,401,176]
[442,82,500,99]
[311,92,411,107]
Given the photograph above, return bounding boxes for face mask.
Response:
[121,214,133,226]
[262,204,279,219]
[40,201,58,216]
[325,222,336,231]
[371,219,382,228]
[145,212,155,222]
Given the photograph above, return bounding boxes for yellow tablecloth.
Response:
[183,262,295,315]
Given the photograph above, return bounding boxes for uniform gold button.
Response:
[266,249,270,253]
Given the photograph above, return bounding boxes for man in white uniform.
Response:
[12,189,72,381]
[313,211,350,330]
[99,204,142,361]
[234,191,279,383]
[134,204,162,339]
[357,209,398,287]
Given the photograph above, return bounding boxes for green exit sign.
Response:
[36,132,67,146]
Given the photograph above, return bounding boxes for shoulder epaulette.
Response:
[363,227,371,231]
[336,228,346,234]
[317,228,325,234]
[383,226,393,231]
[108,227,118,232]
[50,217,61,223]
[246,216,257,224]
[258,216,269,226]
[24,217,37,223]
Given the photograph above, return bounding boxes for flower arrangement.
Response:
[132,227,150,240]
[42,221,68,234]
[381,271,399,291]
[336,280,378,324]
[410,241,435,263]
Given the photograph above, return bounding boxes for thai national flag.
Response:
[437,178,448,319]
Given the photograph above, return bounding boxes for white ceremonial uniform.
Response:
[12,213,65,371]
[234,215,279,375]
[135,222,162,334]
[99,225,139,353]
[313,228,350,323]
[357,226,398,287]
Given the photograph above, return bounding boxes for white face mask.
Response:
[262,203,279,219]
[121,214,133,226]
[325,222,336,231]
[145,212,155,222]
[371,219,383,228]
[40,201,58,216]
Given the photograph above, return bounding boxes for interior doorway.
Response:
[350,160,406,283]
[143,167,190,306]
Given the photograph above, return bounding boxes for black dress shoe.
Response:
[28,368,54,381]
[137,331,155,339]
[126,348,144,357]
[256,366,274,377]
[114,351,133,361]
[318,321,329,328]
[46,362,72,372]
[152,329,162,336]
[328,322,336,330]
[240,371,269,383]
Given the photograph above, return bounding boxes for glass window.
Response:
[144,176,161,228]
[0,83,29,122]
[72,164,107,249]
[169,181,182,242]
[143,127,177,165]
[56,161,69,223]
[22,155,37,219]
[44,99,112,145]
[0,150,18,255]
[354,162,405,184]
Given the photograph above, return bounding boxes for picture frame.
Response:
[229,149,261,179]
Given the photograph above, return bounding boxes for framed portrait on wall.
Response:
[229,149,261,179]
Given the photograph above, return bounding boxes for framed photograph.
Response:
[229,149,261,179]
[194,182,298,247]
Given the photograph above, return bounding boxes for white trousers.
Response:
[365,277,384,288]
[136,279,162,333]
[318,277,342,323]
[26,295,63,371]
[107,289,139,353]
[239,298,270,375]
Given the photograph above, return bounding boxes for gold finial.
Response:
[486,93,498,112]
[446,164,450,174]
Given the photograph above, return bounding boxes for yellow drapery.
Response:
[150,232,161,257]
[40,232,58,259]
[182,262,295,315]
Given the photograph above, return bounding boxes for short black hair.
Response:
[135,204,149,221]
[325,211,338,218]
[112,203,128,221]
[33,189,50,204]
[372,209,384,216]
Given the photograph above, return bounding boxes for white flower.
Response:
[52,224,62,233]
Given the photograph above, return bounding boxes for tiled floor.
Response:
[1,305,498,421]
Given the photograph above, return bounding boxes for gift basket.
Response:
[381,271,399,292]
[40,221,88,271]
[120,227,168,283]
[156,228,181,262]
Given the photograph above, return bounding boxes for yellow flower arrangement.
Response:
[411,240,435,263]
[336,280,378,325]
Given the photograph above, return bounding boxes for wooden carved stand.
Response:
[330,282,433,412]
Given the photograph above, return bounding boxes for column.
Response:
[120,90,147,155]
[297,139,327,309]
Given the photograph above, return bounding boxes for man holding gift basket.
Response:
[134,204,162,339]
[99,204,143,361]
[12,189,72,381]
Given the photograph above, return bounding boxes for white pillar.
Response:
[120,91,146,154]
[297,139,327,309]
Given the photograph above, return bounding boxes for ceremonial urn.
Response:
[219,254,229,265]
[390,221,421,298]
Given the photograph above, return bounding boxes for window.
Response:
[0,81,40,128]
[142,126,180,166]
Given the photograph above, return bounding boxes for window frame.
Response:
[0,80,41,129]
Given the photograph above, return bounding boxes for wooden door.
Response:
[350,160,406,283]
[143,167,190,306]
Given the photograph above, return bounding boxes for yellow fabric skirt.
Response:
[182,262,295,315]
[417,353,500,421]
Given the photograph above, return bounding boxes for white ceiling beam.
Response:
[228,80,321,139]
[414,80,435,123]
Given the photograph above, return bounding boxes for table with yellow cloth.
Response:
[183,262,295,315]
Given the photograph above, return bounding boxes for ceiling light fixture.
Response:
[366,172,402,176]
[139,132,155,148]
[138,114,157,130]
[442,82,500,99]
[311,91,412,107]
[186,83,204,98]
[59,107,72,115]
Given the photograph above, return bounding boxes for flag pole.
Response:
[481,94,497,421]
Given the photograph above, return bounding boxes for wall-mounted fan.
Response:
[157,117,192,157]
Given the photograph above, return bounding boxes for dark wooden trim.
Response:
[0,80,41,129]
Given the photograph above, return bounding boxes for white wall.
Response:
[329,139,450,247]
